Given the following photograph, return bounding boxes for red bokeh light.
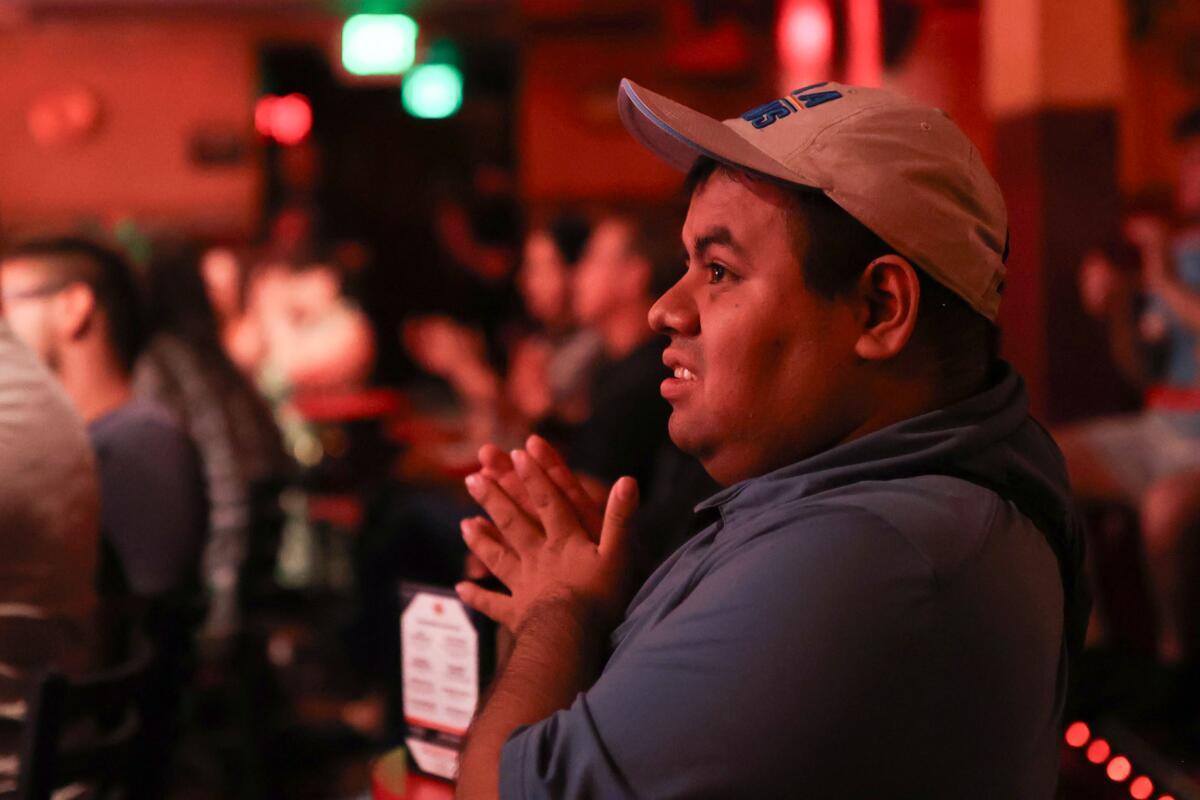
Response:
[254,93,312,146]
[1087,739,1111,764]
[254,96,275,138]
[1158,794,1175,800]
[1064,721,1090,748]
[1129,776,1153,799]
[777,0,833,68]
[271,94,312,145]
[1107,756,1132,782]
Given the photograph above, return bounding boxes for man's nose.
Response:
[648,277,698,336]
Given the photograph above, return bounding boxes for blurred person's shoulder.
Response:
[0,319,95,475]
[0,319,99,596]
[88,396,195,462]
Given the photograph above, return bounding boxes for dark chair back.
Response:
[16,635,154,800]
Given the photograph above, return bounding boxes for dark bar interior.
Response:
[0,1,1198,798]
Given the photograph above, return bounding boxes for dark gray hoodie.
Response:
[501,363,1087,799]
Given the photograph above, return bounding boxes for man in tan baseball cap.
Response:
[454,81,1087,799]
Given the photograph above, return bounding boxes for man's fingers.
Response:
[464,473,542,550]
[512,449,582,543]
[460,517,519,584]
[454,581,514,630]
[598,477,639,558]
[478,444,532,512]
[463,552,489,580]
[526,435,604,538]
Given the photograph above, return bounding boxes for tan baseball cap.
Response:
[617,78,1008,321]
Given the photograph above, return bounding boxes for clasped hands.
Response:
[455,435,639,634]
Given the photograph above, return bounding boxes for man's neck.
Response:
[598,301,653,360]
[842,369,989,450]
[57,347,134,424]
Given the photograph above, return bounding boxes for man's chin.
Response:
[667,413,711,460]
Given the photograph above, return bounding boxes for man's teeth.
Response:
[673,367,697,381]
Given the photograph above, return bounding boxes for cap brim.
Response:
[617,78,816,188]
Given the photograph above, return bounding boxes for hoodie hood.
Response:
[698,361,1090,656]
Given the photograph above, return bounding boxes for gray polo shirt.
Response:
[500,364,1086,799]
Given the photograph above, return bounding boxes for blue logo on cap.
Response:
[740,82,843,130]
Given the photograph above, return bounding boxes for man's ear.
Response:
[51,282,95,341]
[853,255,920,361]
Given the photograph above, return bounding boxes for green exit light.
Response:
[342,14,418,76]
[402,64,463,119]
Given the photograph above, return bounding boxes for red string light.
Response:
[1087,739,1111,764]
[1064,721,1090,748]
[1107,756,1132,782]
[1129,776,1153,799]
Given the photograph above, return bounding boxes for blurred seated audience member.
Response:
[0,318,100,791]
[244,259,376,393]
[200,245,263,377]
[354,218,599,679]
[135,238,291,643]
[564,213,680,493]
[471,213,717,577]
[403,313,505,453]
[0,237,206,612]
[559,212,718,570]
[0,236,207,794]
[1058,110,1200,667]
[403,214,603,456]
[514,214,604,428]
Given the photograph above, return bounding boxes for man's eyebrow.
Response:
[688,226,744,258]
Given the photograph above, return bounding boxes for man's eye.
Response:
[707,263,728,284]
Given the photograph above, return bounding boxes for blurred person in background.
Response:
[0,317,99,793]
[135,238,291,647]
[213,205,376,397]
[477,211,717,580]
[200,244,262,377]
[1060,108,1200,671]
[402,213,602,461]
[0,236,207,796]
[559,213,681,495]
[243,258,376,395]
[510,213,603,430]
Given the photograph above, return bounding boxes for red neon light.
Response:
[778,0,833,66]
[1064,721,1090,748]
[1107,756,1132,782]
[1086,739,1111,764]
[846,0,882,86]
[1129,776,1153,799]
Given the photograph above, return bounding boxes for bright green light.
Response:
[342,14,418,76]
[402,64,463,119]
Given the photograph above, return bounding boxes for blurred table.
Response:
[401,773,455,800]
[291,387,407,422]
[369,767,453,796]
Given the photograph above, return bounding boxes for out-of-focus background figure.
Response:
[1058,110,1200,719]
[0,237,208,797]
[0,316,99,795]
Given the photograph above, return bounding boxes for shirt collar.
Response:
[693,362,1026,523]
